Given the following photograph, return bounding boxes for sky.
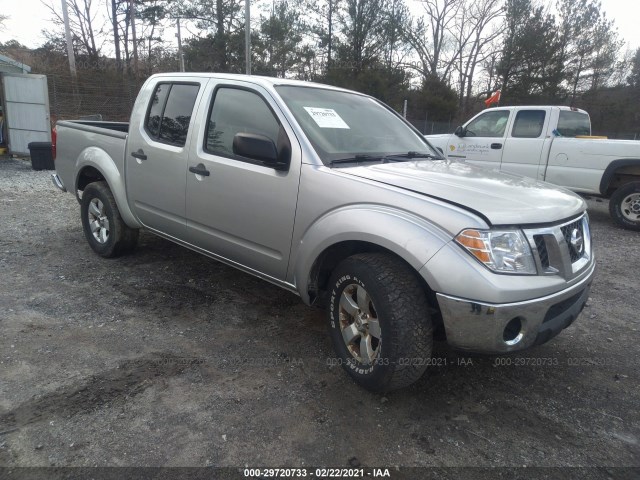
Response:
[1,0,639,53]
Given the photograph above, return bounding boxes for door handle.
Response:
[131,149,147,160]
[491,143,502,150]
[189,165,210,177]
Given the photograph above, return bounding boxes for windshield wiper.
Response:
[329,151,439,167]
[329,154,384,166]
[387,151,439,159]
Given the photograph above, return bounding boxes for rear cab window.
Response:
[144,82,200,147]
[557,111,591,137]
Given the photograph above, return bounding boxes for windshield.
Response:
[275,85,440,165]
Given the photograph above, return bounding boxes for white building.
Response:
[0,53,51,155]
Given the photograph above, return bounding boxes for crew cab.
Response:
[426,106,640,230]
[52,74,595,391]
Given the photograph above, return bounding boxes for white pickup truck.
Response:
[425,106,640,230]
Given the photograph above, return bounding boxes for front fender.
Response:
[292,205,452,304]
[75,147,141,228]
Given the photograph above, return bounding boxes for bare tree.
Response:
[451,0,505,112]
[43,0,106,60]
[402,0,463,80]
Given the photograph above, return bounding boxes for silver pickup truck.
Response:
[53,73,595,391]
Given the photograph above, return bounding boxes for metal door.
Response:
[1,73,51,155]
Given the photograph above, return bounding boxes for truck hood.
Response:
[424,134,450,140]
[340,160,585,225]
[423,134,450,147]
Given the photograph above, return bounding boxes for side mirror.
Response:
[232,132,288,170]
[454,125,465,137]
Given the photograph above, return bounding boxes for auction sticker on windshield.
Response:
[303,107,350,129]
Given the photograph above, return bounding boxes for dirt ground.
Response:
[0,157,638,477]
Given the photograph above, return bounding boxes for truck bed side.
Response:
[55,120,140,228]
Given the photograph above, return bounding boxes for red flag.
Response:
[484,90,501,107]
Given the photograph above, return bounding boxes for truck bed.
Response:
[54,120,129,196]
[59,120,129,137]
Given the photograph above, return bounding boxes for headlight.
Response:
[455,229,537,275]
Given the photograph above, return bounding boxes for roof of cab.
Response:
[482,105,588,114]
[146,72,356,94]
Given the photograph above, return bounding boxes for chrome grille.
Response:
[561,219,585,263]
[533,235,549,269]
[523,214,592,279]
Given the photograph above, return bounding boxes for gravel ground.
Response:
[0,157,638,478]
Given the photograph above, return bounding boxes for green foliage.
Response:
[408,75,459,121]
[497,0,563,104]
[183,31,247,73]
[321,63,411,110]
[557,0,623,101]
[253,1,306,77]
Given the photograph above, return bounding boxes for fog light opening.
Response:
[503,317,524,345]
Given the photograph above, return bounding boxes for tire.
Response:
[80,181,139,257]
[327,253,433,392]
[609,181,640,231]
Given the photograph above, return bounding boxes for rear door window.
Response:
[145,83,200,147]
[145,83,170,137]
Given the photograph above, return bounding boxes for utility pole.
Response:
[61,0,77,80]
[245,0,251,75]
[327,0,333,67]
[130,0,139,77]
[176,18,185,72]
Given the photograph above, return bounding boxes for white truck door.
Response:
[447,109,510,169]
[500,108,550,179]
[1,73,51,155]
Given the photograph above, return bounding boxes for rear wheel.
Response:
[81,181,139,257]
[327,253,433,392]
[609,182,640,231]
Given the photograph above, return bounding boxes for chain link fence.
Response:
[406,119,455,135]
[48,74,145,122]
[43,73,638,140]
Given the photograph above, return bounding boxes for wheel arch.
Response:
[74,147,141,228]
[291,206,450,310]
[599,159,640,196]
[305,240,443,328]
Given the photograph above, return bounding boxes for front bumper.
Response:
[436,261,595,353]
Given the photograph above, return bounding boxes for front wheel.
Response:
[80,181,139,257]
[327,253,433,392]
[609,182,640,231]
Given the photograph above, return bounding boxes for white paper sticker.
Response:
[303,107,350,129]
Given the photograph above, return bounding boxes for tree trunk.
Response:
[111,0,122,72]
